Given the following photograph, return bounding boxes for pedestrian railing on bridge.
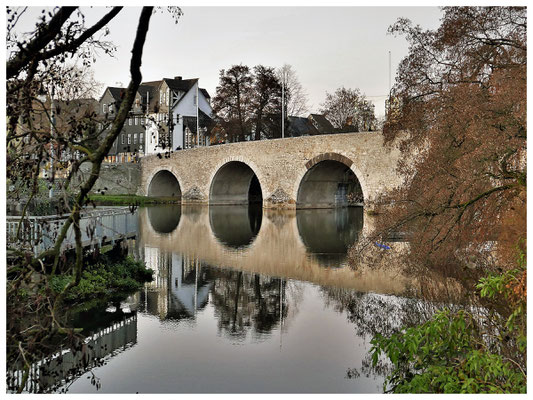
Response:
[6,208,138,255]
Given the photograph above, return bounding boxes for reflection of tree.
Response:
[210,269,288,340]
[321,286,476,380]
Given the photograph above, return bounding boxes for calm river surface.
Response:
[47,204,448,393]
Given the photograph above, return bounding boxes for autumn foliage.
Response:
[377,7,526,277]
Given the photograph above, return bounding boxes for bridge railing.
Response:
[6,208,138,255]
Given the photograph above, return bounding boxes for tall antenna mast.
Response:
[388,51,392,93]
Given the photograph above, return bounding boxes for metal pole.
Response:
[388,51,391,94]
[281,77,285,139]
[196,81,199,147]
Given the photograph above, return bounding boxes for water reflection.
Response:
[147,204,181,234]
[12,205,470,394]
[8,312,138,393]
[297,207,363,265]
[209,204,262,249]
[139,245,289,340]
[139,205,401,294]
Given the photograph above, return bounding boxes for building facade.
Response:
[99,76,213,162]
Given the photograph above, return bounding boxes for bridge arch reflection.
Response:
[296,207,363,265]
[139,206,408,294]
[147,204,182,234]
[209,205,262,249]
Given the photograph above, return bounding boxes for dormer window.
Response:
[103,103,107,113]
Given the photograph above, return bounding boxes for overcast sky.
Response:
[13,6,444,117]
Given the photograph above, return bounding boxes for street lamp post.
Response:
[281,79,285,139]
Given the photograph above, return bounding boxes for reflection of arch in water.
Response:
[296,207,363,266]
[209,205,262,249]
[297,154,363,209]
[209,161,263,205]
[147,169,182,198]
[147,205,182,234]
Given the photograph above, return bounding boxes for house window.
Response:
[194,95,197,106]
[134,134,137,144]
[121,134,125,144]
[135,116,138,125]
[128,134,131,144]
[160,90,163,103]
[140,132,144,143]
[109,104,114,113]
[166,89,169,106]
[129,118,132,126]
[103,103,107,113]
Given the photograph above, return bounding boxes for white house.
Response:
[142,76,213,155]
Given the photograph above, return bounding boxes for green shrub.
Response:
[50,256,153,303]
[371,265,527,393]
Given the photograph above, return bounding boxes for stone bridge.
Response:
[139,132,404,208]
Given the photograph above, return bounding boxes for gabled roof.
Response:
[137,84,155,102]
[309,113,335,133]
[107,87,127,103]
[288,116,320,137]
[200,88,210,99]
[163,77,197,92]
[101,76,211,113]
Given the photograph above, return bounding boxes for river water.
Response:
[22,205,458,393]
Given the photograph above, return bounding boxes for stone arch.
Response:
[209,159,264,205]
[296,153,365,208]
[147,168,182,198]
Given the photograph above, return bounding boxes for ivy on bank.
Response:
[49,256,153,302]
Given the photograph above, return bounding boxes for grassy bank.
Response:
[87,193,180,206]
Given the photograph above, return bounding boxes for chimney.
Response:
[174,76,182,81]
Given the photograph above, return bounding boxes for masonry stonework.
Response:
[80,162,141,195]
[139,131,404,209]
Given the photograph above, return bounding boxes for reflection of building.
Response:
[142,247,211,320]
[140,239,291,340]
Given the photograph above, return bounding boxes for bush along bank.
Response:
[49,252,153,304]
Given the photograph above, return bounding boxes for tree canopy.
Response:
[375,6,526,275]
[320,87,377,131]
[6,6,162,392]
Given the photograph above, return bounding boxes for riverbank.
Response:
[87,194,179,206]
